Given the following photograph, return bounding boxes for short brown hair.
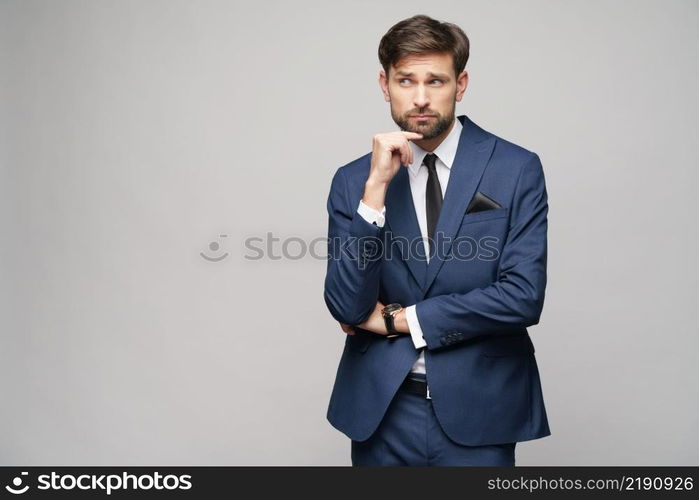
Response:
[378,14,470,79]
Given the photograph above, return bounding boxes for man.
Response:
[323,14,550,466]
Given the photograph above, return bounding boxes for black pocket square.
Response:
[466,191,502,214]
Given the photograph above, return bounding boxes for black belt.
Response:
[400,376,432,399]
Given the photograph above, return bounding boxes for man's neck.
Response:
[413,118,456,153]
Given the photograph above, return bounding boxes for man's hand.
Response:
[339,322,355,335]
[362,131,423,211]
[356,301,387,335]
[338,301,411,336]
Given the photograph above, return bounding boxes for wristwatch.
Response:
[381,303,403,338]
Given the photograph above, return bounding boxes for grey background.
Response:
[1,0,697,465]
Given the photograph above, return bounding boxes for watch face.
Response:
[383,303,402,314]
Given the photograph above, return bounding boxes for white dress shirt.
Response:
[356,118,463,374]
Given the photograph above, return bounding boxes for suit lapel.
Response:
[384,114,496,295]
[385,165,427,289]
[422,115,496,294]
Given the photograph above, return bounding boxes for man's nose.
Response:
[413,85,430,108]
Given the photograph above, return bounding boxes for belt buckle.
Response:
[426,384,431,400]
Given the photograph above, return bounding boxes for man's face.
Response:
[379,52,468,140]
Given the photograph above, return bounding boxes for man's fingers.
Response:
[402,141,413,166]
[384,138,408,166]
[376,131,423,167]
[339,322,355,335]
[401,131,424,140]
[399,132,423,165]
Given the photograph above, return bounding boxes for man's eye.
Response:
[398,79,443,85]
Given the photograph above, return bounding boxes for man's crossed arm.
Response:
[325,151,548,350]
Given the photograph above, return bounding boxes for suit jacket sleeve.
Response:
[323,166,385,325]
[415,152,548,350]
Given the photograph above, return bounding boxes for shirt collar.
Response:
[407,117,463,177]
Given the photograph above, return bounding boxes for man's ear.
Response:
[455,70,469,102]
[379,70,390,102]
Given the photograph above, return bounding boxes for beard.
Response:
[391,103,456,140]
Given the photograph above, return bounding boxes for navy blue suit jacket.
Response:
[324,114,551,446]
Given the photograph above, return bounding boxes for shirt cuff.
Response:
[405,305,427,349]
[357,200,386,228]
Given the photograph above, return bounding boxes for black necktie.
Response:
[424,153,442,252]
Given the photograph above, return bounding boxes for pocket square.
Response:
[465,191,502,214]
